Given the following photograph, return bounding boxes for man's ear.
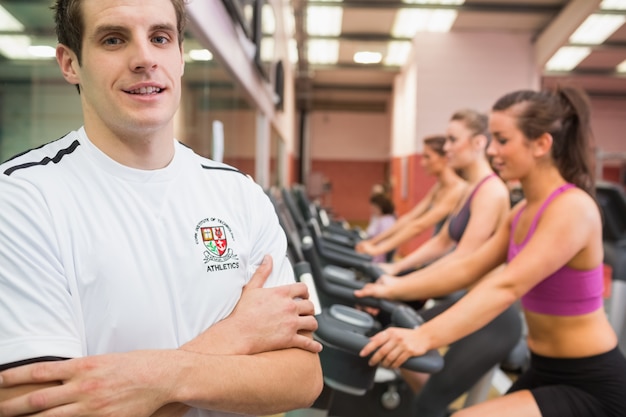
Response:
[532,132,553,158]
[56,44,80,87]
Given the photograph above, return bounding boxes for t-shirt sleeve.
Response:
[0,176,82,365]
[244,183,295,288]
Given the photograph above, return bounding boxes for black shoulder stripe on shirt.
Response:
[201,164,247,176]
[2,132,71,165]
[4,139,81,176]
[0,356,70,372]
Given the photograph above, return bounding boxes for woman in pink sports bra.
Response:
[358,87,626,417]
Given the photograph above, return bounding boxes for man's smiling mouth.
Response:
[126,87,163,95]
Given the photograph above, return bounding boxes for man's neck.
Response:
[84,123,176,170]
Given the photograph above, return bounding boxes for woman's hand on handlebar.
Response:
[355,240,374,255]
[354,274,400,299]
[359,327,431,369]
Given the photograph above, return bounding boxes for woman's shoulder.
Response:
[475,174,509,202]
[542,186,600,223]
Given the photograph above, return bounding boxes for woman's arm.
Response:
[360,179,513,300]
[380,222,456,275]
[359,190,602,368]
[356,218,510,301]
[364,186,465,257]
[363,184,439,247]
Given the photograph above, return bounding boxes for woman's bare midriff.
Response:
[524,308,617,358]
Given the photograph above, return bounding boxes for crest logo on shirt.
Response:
[201,226,228,256]
[194,218,240,272]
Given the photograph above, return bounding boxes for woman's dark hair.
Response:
[370,193,395,215]
[423,135,447,157]
[492,86,595,196]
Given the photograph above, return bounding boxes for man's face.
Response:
[58,0,185,140]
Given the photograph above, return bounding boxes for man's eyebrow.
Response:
[91,23,177,39]
[91,24,128,40]
[151,23,177,33]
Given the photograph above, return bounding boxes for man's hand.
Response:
[0,256,322,417]
[182,255,323,356]
[0,351,176,417]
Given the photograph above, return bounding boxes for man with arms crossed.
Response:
[0,0,323,416]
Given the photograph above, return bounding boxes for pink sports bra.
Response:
[508,183,604,316]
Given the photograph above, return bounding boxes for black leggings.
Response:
[508,347,626,417]
[411,297,523,417]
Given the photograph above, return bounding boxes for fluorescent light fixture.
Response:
[569,13,626,44]
[28,45,56,58]
[0,5,24,32]
[393,0,464,37]
[0,35,31,59]
[307,6,343,36]
[601,0,626,9]
[188,49,213,61]
[617,59,626,73]
[354,51,382,64]
[262,4,276,34]
[307,39,339,64]
[384,41,412,66]
[545,46,591,71]
[260,37,275,62]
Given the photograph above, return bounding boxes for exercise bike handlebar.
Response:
[315,308,444,374]
[295,238,444,375]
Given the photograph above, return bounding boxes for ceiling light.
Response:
[393,0,464,37]
[601,0,626,9]
[384,41,412,66]
[307,6,343,36]
[545,46,591,71]
[569,14,626,44]
[27,45,56,59]
[0,35,31,59]
[0,5,24,32]
[188,49,213,61]
[354,51,382,64]
[260,37,275,62]
[261,4,275,34]
[617,59,626,73]
[307,39,339,64]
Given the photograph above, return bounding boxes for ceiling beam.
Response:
[534,0,601,68]
[544,68,626,78]
[307,1,561,14]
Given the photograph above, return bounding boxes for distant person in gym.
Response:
[358,109,522,417]
[364,192,397,262]
[358,86,626,417]
[0,1,322,416]
[355,135,466,261]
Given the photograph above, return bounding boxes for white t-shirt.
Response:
[0,127,295,417]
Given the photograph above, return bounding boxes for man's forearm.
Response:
[171,348,322,415]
